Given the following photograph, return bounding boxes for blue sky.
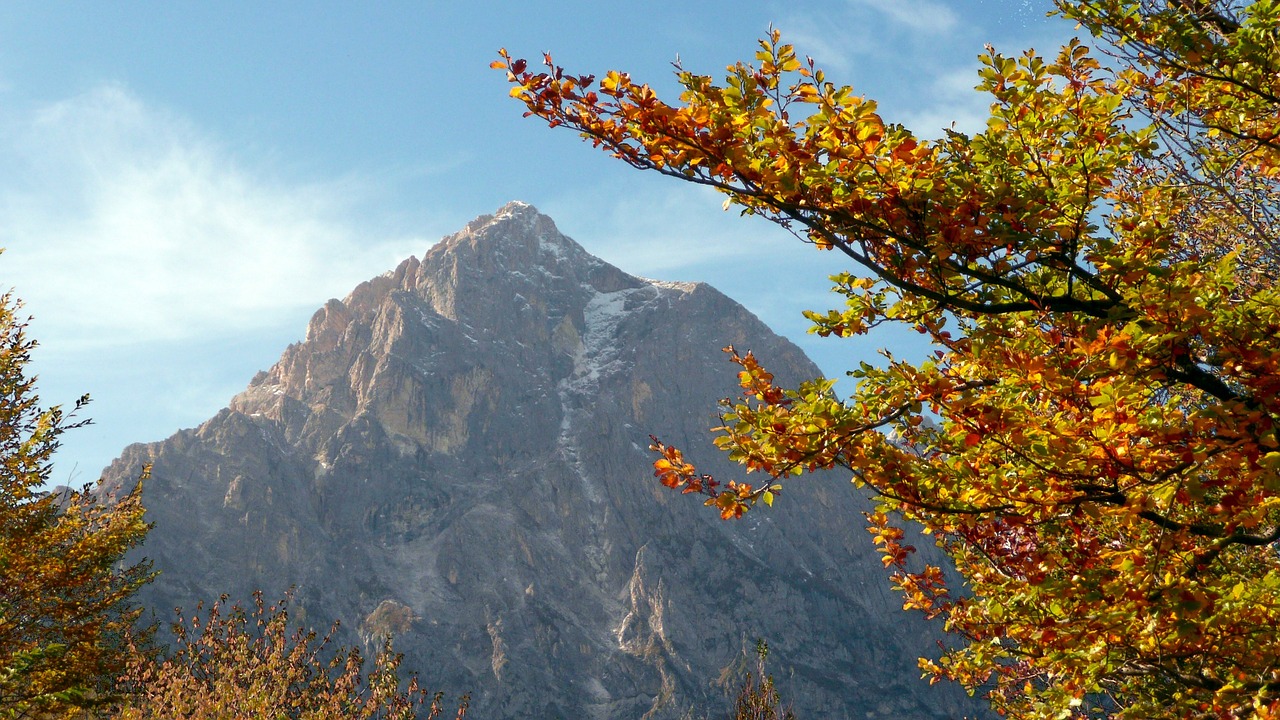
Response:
[0,1,1073,485]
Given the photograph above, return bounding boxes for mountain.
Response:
[99,202,983,718]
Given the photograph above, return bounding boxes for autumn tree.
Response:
[497,1,1280,717]
[112,592,469,720]
[0,291,151,719]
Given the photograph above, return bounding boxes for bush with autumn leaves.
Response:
[499,0,1280,717]
[110,593,468,720]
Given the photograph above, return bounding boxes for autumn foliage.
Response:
[499,1,1280,717]
[0,291,151,719]
[111,592,468,720]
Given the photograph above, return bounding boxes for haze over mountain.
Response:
[99,203,983,718]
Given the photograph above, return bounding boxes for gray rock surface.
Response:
[100,202,985,718]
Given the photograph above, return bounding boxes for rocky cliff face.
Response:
[100,203,983,718]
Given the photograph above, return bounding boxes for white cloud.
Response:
[544,181,801,277]
[849,0,960,34]
[770,15,877,76]
[542,178,853,359]
[772,0,962,73]
[0,84,434,353]
[896,65,993,138]
[768,0,963,74]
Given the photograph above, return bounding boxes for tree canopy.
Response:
[0,292,151,719]
[498,1,1280,717]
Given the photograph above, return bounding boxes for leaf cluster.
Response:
[110,592,469,720]
[500,2,1280,717]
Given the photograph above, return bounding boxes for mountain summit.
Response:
[101,203,981,718]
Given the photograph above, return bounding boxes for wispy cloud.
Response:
[770,0,963,73]
[543,178,850,352]
[896,65,993,138]
[848,0,960,34]
[769,15,877,76]
[544,181,798,276]
[0,84,434,353]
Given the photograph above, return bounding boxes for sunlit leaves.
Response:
[111,593,469,720]
[502,2,1280,717]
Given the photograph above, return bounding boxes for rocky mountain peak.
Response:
[233,203,715,463]
[449,200,579,263]
[100,203,985,719]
